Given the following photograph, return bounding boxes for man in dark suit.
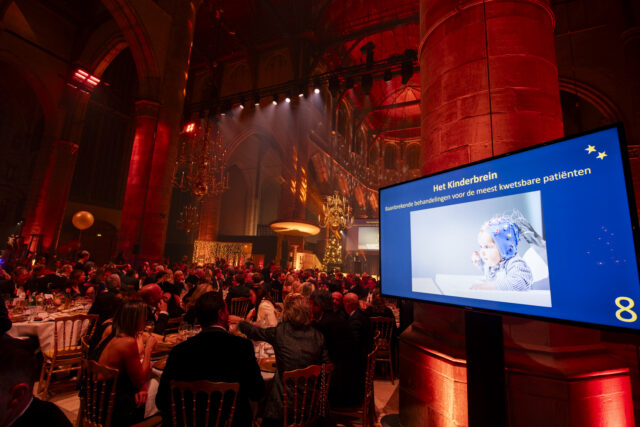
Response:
[225,273,251,307]
[88,273,123,325]
[344,292,374,403]
[0,336,72,427]
[344,293,374,353]
[156,292,264,426]
[139,284,169,334]
[311,290,364,408]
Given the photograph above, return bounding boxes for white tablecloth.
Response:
[8,309,92,352]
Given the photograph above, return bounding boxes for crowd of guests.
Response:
[0,250,405,426]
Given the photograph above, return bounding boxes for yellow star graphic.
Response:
[597,151,607,160]
[586,145,596,154]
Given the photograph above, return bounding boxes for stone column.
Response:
[420,0,564,175]
[117,99,160,256]
[138,0,198,262]
[21,86,89,252]
[406,0,634,425]
[20,140,79,251]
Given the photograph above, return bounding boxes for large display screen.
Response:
[380,125,640,330]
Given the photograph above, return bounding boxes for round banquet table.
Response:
[144,335,276,419]
[8,306,92,352]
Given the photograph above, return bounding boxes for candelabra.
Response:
[173,119,229,199]
[318,191,354,231]
[176,205,200,234]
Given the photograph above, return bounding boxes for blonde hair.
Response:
[186,283,214,310]
[291,280,303,294]
[283,293,311,326]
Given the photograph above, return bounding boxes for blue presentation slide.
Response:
[380,126,640,330]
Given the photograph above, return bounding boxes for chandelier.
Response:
[176,205,200,234]
[173,119,229,198]
[318,191,354,231]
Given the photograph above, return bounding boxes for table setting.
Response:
[6,297,93,351]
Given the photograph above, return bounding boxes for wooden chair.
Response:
[330,345,379,427]
[170,380,240,427]
[165,314,185,335]
[39,314,98,397]
[229,297,251,318]
[370,316,395,383]
[78,360,162,427]
[282,363,333,427]
[269,289,282,303]
[78,359,119,427]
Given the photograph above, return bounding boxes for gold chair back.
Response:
[282,363,333,427]
[39,314,99,397]
[369,316,394,347]
[79,360,119,427]
[363,345,378,426]
[369,316,395,383]
[229,297,251,318]
[53,314,99,358]
[170,380,240,427]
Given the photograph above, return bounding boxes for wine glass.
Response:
[145,321,155,334]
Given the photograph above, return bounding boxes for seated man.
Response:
[156,292,264,426]
[139,284,169,334]
[89,274,123,325]
[225,273,251,308]
[0,336,72,426]
[310,290,363,408]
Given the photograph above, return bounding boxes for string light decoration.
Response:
[322,232,343,270]
[193,240,252,265]
[173,119,229,199]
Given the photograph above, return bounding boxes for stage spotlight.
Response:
[297,83,306,98]
[383,69,392,82]
[401,49,417,84]
[329,75,340,96]
[253,92,261,106]
[239,97,246,109]
[361,74,373,96]
[285,94,291,103]
[272,94,278,105]
[313,77,321,92]
[314,88,320,94]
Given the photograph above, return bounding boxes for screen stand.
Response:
[465,310,507,427]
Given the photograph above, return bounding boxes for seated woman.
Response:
[238,293,330,425]
[89,299,157,426]
[245,284,278,327]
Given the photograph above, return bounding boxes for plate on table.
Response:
[258,357,276,373]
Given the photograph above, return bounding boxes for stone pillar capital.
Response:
[134,99,161,118]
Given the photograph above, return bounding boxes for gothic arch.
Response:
[0,51,56,137]
[100,0,161,99]
[558,77,623,123]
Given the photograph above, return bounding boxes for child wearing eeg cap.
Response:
[471,213,534,291]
